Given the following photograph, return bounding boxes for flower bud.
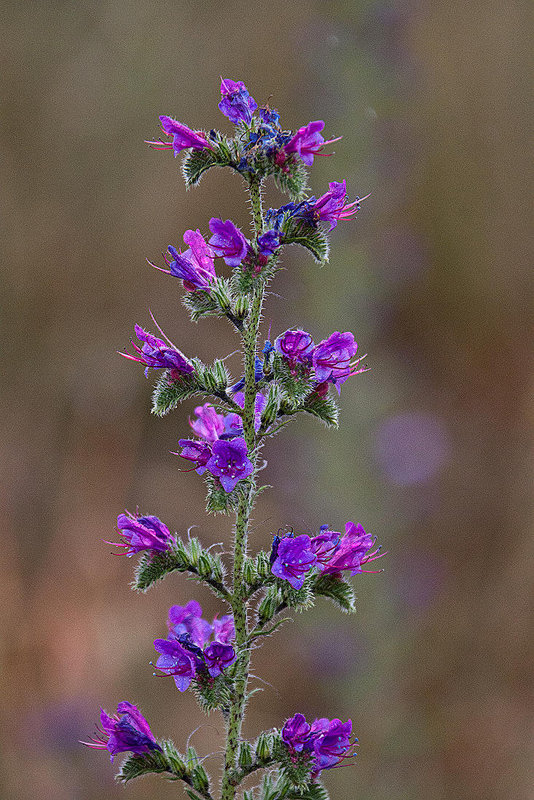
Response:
[255,732,272,762]
[234,294,250,320]
[238,741,253,768]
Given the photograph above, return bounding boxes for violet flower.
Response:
[112,511,175,557]
[223,392,267,437]
[322,521,384,575]
[168,601,212,648]
[208,218,250,267]
[153,638,197,692]
[310,717,355,771]
[218,78,258,125]
[308,529,341,571]
[81,702,161,761]
[257,229,281,262]
[203,641,236,677]
[281,713,311,752]
[151,230,216,292]
[119,325,194,378]
[270,534,317,590]
[312,331,364,393]
[146,116,213,157]
[176,439,212,474]
[212,614,235,644]
[190,403,225,444]
[283,120,341,166]
[275,329,315,366]
[311,180,366,230]
[206,437,254,493]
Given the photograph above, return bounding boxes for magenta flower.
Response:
[282,713,311,752]
[119,325,194,378]
[203,641,236,677]
[212,614,235,644]
[283,120,341,166]
[312,331,365,393]
[281,713,357,776]
[309,529,341,571]
[270,534,317,590]
[111,511,175,557]
[206,437,254,493]
[190,403,225,444]
[146,116,213,157]
[322,521,384,575]
[208,218,250,267]
[81,702,161,761]
[218,78,258,125]
[151,229,216,292]
[176,439,212,474]
[275,329,315,366]
[168,601,213,648]
[311,180,366,230]
[153,638,197,692]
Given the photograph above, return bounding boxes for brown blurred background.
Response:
[1,1,532,798]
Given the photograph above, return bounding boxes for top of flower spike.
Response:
[146,117,213,157]
[218,78,258,125]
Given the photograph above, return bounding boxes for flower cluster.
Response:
[275,328,367,393]
[282,713,357,776]
[266,180,367,232]
[153,601,236,690]
[270,522,383,589]
[82,702,160,762]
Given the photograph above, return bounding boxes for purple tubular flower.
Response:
[206,437,254,493]
[119,325,194,378]
[212,614,235,644]
[81,702,161,761]
[311,718,354,771]
[176,439,212,474]
[223,392,266,436]
[153,638,196,692]
[309,530,341,571]
[312,331,362,393]
[168,601,212,648]
[113,511,175,557]
[275,329,315,365]
[203,642,236,677]
[208,218,250,267]
[282,713,311,753]
[159,229,216,292]
[270,534,317,589]
[284,120,341,166]
[323,521,384,575]
[311,180,366,230]
[190,403,225,444]
[146,116,213,157]
[218,78,258,125]
[257,229,281,260]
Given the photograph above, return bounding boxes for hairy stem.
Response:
[221,178,265,800]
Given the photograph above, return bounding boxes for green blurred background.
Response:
[1,1,532,798]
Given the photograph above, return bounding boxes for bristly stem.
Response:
[221,177,265,800]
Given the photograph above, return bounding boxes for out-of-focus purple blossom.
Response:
[282,713,311,752]
[81,702,161,761]
[151,230,216,292]
[257,230,281,261]
[206,437,254,493]
[208,218,250,267]
[176,439,212,474]
[310,180,366,230]
[111,511,175,557]
[146,116,213,157]
[212,615,235,644]
[309,529,341,570]
[270,534,316,590]
[190,403,225,444]
[322,522,384,575]
[119,325,194,378]
[282,120,341,166]
[218,78,258,125]
[312,331,366,393]
[275,329,315,366]
[203,642,236,677]
[153,638,197,692]
[168,601,212,648]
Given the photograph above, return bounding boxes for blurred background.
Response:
[1,1,532,798]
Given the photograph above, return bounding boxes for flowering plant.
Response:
[84,77,382,800]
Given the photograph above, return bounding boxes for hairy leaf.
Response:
[312,573,356,613]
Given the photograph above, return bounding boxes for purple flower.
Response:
[176,439,212,475]
[206,437,254,493]
[112,511,175,557]
[119,325,194,378]
[203,642,236,677]
[270,534,317,590]
[151,229,216,292]
[146,116,213,157]
[218,78,258,125]
[275,329,315,365]
[283,120,341,166]
[312,331,364,393]
[168,601,213,648]
[282,713,311,752]
[322,522,383,575]
[212,614,235,644]
[257,229,281,262]
[223,392,266,437]
[190,403,225,444]
[311,717,354,771]
[153,638,197,692]
[309,529,341,571]
[311,181,366,230]
[208,218,250,267]
[81,702,161,761]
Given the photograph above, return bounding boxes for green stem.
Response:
[221,178,265,800]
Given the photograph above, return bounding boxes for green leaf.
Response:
[182,279,234,323]
[274,160,309,202]
[133,539,226,597]
[192,671,233,714]
[181,141,233,188]
[116,740,186,783]
[283,219,330,265]
[301,391,339,428]
[312,573,356,613]
[272,355,315,405]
